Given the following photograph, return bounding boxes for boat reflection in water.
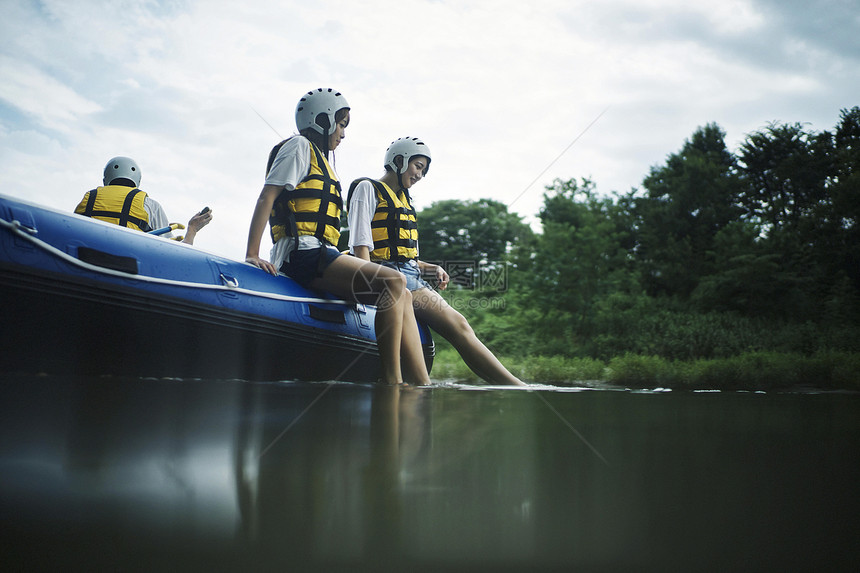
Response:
[2,374,859,571]
[0,377,414,568]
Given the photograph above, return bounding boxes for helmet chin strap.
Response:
[316,113,332,159]
[396,157,407,192]
[323,127,330,159]
[397,163,413,203]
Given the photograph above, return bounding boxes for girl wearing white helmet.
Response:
[347,137,525,386]
[244,90,430,385]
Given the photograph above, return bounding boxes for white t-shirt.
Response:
[144,196,170,234]
[347,179,379,252]
[264,136,333,264]
[347,179,420,256]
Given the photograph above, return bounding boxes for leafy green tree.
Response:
[417,198,532,264]
[518,178,636,354]
[690,220,806,317]
[634,123,743,299]
[829,107,860,295]
[737,121,832,236]
[735,116,859,322]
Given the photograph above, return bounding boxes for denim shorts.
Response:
[280,245,341,287]
[380,260,432,292]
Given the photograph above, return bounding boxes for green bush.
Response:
[429,347,476,382]
[516,355,606,384]
[603,351,860,391]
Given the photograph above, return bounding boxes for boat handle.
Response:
[220,273,239,288]
[12,219,38,234]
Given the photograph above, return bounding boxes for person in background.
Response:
[347,137,526,386]
[243,89,430,386]
[75,156,212,244]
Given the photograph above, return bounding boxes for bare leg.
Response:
[311,256,428,385]
[399,295,432,385]
[412,288,525,386]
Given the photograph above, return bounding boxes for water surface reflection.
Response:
[2,374,858,571]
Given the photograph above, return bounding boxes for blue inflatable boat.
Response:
[0,193,434,382]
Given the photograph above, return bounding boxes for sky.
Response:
[1,0,858,260]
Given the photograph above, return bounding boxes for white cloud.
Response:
[1,0,857,258]
[0,56,103,130]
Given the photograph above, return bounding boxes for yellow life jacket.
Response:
[74,185,152,232]
[347,178,418,262]
[268,137,343,246]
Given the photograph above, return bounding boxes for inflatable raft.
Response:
[0,193,433,382]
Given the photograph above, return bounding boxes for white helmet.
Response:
[295,88,350,136]
[103,156,141,186]
[384,137,431,175]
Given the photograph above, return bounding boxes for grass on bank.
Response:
[430,347,860,391]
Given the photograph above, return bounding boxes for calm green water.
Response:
[2,374,858,571]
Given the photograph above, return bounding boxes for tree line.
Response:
[416,107,860,366]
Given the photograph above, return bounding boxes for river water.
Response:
[2,373,858,572]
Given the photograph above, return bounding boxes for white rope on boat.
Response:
[0,216,356,307]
